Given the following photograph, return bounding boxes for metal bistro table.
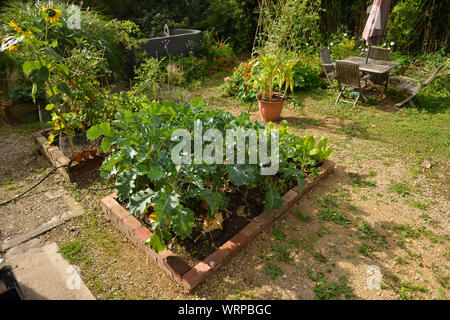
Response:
[340,56,400,95]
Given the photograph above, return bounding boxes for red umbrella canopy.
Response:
[362,0,391,46]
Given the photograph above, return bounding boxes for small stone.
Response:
[282,274,287,279]
[421,160,431,169]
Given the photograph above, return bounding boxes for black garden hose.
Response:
[0,164,67,207]
[0,159,113,207]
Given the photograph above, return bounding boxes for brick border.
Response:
[100,160,335,292]
[31,129,104,182]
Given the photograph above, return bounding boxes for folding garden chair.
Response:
[320,46,336,84]
[393,62,446,108]
[368,46,391,92]
[335,60,371,107]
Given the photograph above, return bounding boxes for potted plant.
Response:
[252,52,295,121]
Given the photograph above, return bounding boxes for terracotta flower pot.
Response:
[0,100,13,108]
[257,93,286,121]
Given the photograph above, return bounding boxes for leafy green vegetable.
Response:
[89,98,332,252]
[264,188,283,214]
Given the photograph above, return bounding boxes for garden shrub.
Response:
[9,84,45,103]
[0,0,132,81]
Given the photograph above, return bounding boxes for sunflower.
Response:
[8,44,18,51]
[42,7,62,24]
[8,20,32,37]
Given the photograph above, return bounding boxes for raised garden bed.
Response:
[31,128,105,183]
[0,101,43,124]
[100,159,335,292]
[141,29,202,58]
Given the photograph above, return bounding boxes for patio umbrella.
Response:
[362,0,391,63]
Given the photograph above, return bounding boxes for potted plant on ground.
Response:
[252,51,295,121]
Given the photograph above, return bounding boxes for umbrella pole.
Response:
[366,46,371,63]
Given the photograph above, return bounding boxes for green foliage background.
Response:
[73,0,448,54]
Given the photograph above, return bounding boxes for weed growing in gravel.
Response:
[418,214,439,228]
[312,251,328,263]
[265,262,284,280]
[393,224,421,247]
[272,227,286,242]
[295,210,312,222]
[358,243,378,258]
[405,199,427,210]
[316,224,332,237]
[317,208,351,228]
[271,245,291,262]
[382,274,429,300]
[389,182,412,196]
[306,269,355,300]
[356,219,388,248]
[431,264,449,289]
[348,172,376,187]
[317,196,338,208]
[59,239,87,264]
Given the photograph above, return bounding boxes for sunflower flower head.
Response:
[8,20,32,37]
[8,44,18,51]
[42,7,62,24]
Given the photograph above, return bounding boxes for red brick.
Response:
[56,156,69,166]
[253,211,277,229]
[47,146,58,153]
[203,247,231,270]
[239,221,262,241]
[121,215,141,238]
[182,262,211,291]
[219,233,248,256]
[30,130,42,139]
[135,226,152,242]
[163,255,192,283]
[282,190,298,204]
[100,196,129,226]
[280,190,300,213]
[320,160,335,174]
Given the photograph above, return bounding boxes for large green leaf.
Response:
[201,189,227,217]
[280,166,305,189]
[115,169,137,201]
[128,188,157,215]
[147,233,166,253]
[227,164,256,186]
[28,66,49,87]
[171,207,194,240]
[87,122,115,151]
[42,47,61,61]
[22,60,40,76]
[153,193,180,227]
[87,122,113,140]
[264,187,283,214]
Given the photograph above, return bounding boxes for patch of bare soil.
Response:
[0,123,72,241]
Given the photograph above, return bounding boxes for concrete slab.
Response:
[6,242,95,300]
[1,196,84,251]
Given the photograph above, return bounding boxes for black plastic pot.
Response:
[0,266,24,300]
